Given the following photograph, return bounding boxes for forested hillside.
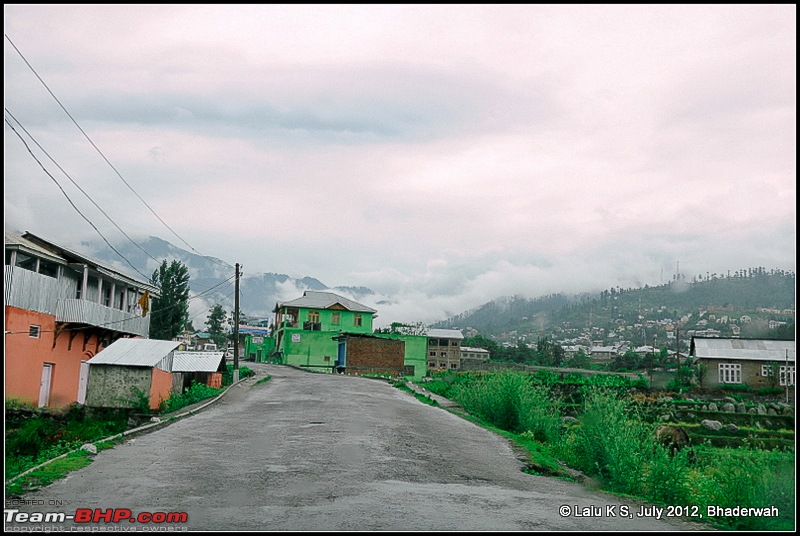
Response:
[435,268,795,342]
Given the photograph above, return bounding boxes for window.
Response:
[38,259,58,278]
[15,252,37,271]
[308,311,320,323]
[429,351,437,357]
[331,312,340,325]
[780,366,795,386]
[450,340,459,346]
[761,365,774,377]
[323,355,331,362]
[718,363,741,384]
[29,325,41,338]
[440,352,447,357]
[450,363,458,369]
[354,314,362,327]
[428,339,439,346]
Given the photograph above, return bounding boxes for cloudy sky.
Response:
[4,5,796,326]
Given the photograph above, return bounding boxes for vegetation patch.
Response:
[6,450,93,497]
[423,369,795,531]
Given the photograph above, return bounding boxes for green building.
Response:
[241,326,275,362]
[273,291,426,380]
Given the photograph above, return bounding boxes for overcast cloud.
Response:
[4,4,796,327]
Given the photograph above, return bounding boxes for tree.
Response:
[206,304,228,348]
[149,260,190,341]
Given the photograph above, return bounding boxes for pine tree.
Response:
[206,304,228,348]
[149,260,190,340]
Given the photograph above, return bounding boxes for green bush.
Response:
[161,381,223,413]
[561,387,652,495]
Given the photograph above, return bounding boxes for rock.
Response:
[782,406,794,417]
[701,419,723,431]
[562,416,579,425]
[767,408,777,415]
[723,396,736,404]
[149,417,161,424]
[748,408,757,414]
[725,424,740,433]
[708,402,718,412]
[736,402,746,413]
[757,404,767,415]
[659,414,671,422]
[80,443,97,455]
[721,403,735,413]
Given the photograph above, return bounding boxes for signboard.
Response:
[291,334,301,343]
[253,336,264,344]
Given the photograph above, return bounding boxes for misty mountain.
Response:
[434,269,796,342]
[77,236,377,325]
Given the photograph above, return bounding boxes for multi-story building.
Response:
[272,290,426,379]
[426,328,464,370]
[273,290,378,370]
[5,231,158,408]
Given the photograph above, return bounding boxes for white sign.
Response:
[291,334,301,343]
[253,336,264,344]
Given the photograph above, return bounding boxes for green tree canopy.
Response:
[206,304,228,348]
[149,259,190,341]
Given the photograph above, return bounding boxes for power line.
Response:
[4,32,229,269]
[4,113,150,281]
[4,107,160,265]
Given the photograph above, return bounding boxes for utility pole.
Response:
[233,263,240,384]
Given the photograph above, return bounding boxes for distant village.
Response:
[5,230,796,412]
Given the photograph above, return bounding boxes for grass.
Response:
[422,370,796,531]
[254,375,272,386]
[6,450,93,496]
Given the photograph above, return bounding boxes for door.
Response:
[38,363,54,407]
[77,361,90,404]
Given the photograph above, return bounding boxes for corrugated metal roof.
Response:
[276,291,377,313]
[427,328,464,339]
[692,337,795,362]
[172,352,224,372]
[4,231,67,264]
[21,231,157,291]
[87,338,180,367]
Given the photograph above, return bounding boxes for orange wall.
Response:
[6,306,102,408]
[149,368,174,410]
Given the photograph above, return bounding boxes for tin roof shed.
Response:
[691,337,795,362]
[172,352,225,373]
[86,338,180,371]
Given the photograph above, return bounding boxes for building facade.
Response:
[5,231,157,408]
[426,328,464,370]
[273,291,377,371]
[691,337,795,391]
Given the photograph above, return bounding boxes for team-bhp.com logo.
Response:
[5,508,188,524]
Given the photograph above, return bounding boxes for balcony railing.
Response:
[55,298,150,337]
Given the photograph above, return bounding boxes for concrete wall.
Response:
[700,358,793,389]
[5,306,105,408]
[149,368,173,410]
[85,365,153,409]
[281,329,339,370]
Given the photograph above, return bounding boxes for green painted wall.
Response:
[294,307,374,333]
[243,334,275,362]
[280,328,339,370]
[375,333,427,381]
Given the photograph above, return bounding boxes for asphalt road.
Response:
[4,364,706,531]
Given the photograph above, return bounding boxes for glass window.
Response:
[331,312,340,325]
[354,314,362,327]
[15,252,37,271]
[29,325,41,338]
[718,363,741,384]
[38,259,58,278]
